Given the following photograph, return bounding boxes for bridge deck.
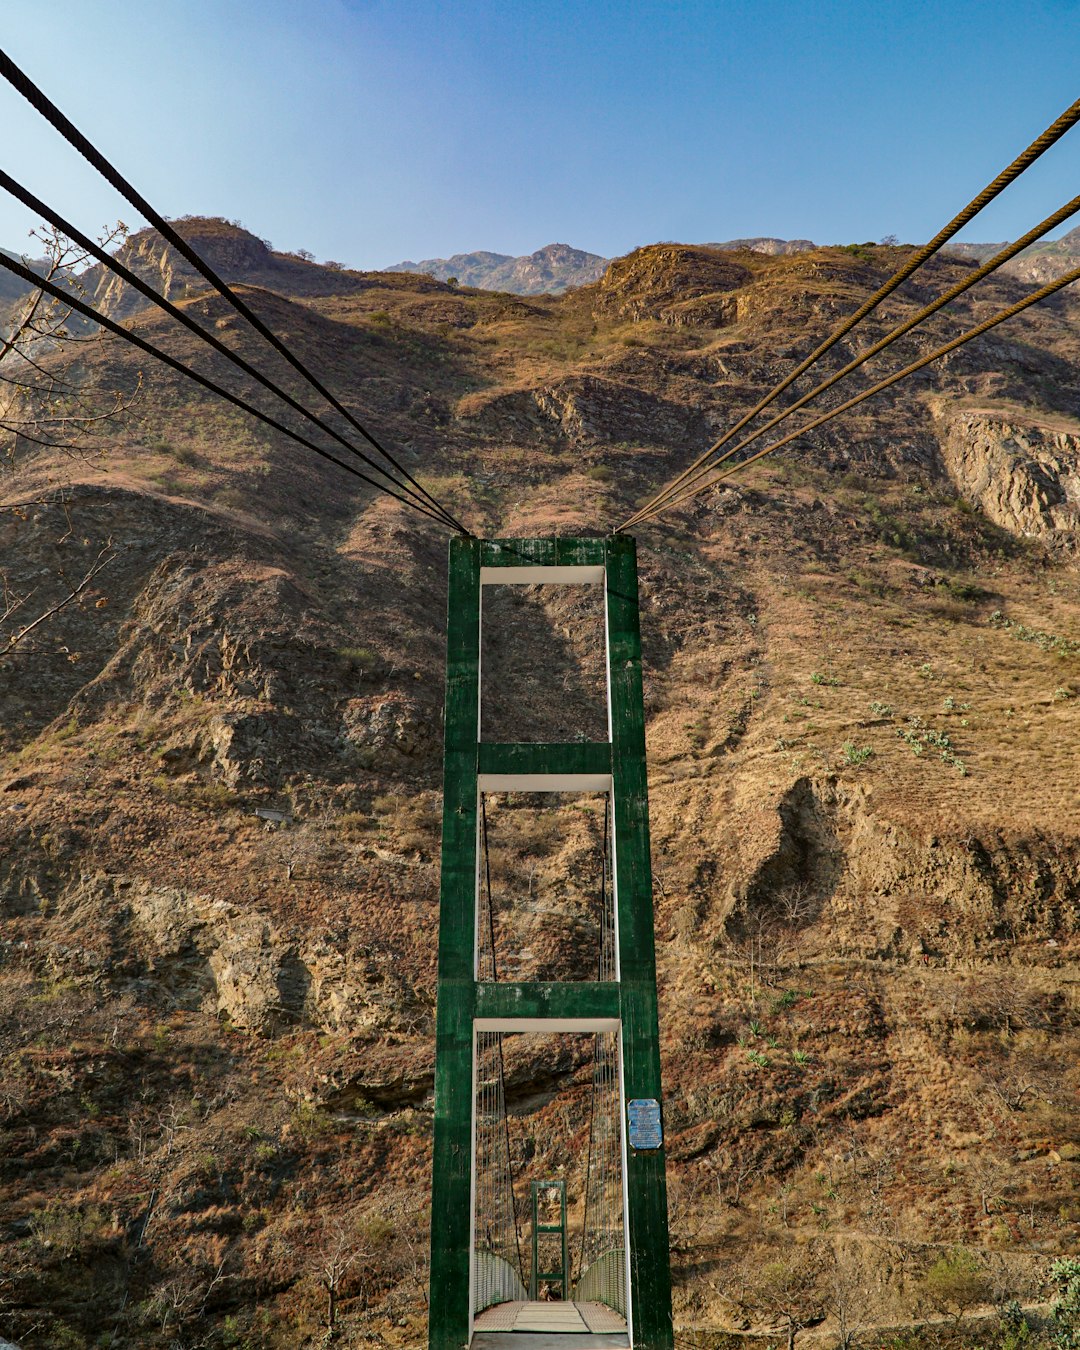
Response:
[472,1300,629,1346]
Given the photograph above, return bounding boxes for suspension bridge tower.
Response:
[429,535,675,1350]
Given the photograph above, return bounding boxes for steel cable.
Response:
[0,46,468,534]
[0,167,464,529]
[628,190,1080,527]
[620,94,1080,530]
[650,260,1080,516]
[0,250,453,527]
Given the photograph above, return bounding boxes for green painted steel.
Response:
[428,535,674,1350]
[530,1180,569,1300]
[477,741,612,778]
[606,535,674,1348]
[430,538,482,1350]
[475,982,620,1020]
[478,537,606,568]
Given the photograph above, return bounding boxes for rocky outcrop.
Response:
[939,408,1080,540]
[593,244,752,326]
[30,872,426,1037]
[702,236,816,256]
[728,776,1080,960]
[87,218,371,320]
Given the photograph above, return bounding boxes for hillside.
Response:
[1,219,1079,1349]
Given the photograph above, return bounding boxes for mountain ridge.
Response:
[384,236,819,294]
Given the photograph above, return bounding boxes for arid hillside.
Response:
[1,219,1078,1349]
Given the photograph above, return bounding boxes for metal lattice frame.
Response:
[428,536,674,1350]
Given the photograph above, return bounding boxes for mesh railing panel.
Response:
[575,1248,627,1317]
[473,1250,527,1313]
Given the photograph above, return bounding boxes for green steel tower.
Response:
[428,535,674,1350]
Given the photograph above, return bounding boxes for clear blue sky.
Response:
[3,0,1080,269]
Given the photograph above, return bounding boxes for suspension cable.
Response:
[627,191,1080,528]
[620,94,1080,530]
[649,260,1080,518]
[0,46,468,534]
[0,250,453,528]
[0,167,465,530]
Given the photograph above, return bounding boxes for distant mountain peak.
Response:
[384,244,608,295]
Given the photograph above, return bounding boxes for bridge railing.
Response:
[574,1247,627,1317]
[473,1249,528,1313]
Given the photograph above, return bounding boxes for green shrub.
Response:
[338,645,379,666]
[920,1248,988,1317]
[1050,1256,1080,1349]
[842,741,873,767]
[29,1203,105,1258]
[990,610,1080,656]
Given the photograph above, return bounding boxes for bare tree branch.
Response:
[3,540,118,655]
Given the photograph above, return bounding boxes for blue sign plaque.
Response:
[626,1098,663,1151]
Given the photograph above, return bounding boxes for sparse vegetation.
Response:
[2,220,1079,1348]
[841,741,874,766]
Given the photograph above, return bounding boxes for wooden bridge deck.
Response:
[472,1299,629,1345]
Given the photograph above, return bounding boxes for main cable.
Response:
[0,167,464,531]
[647,260,1080,519]
[626,190,1080,527]
[0,46,466,533]
[0,250,453,527]
[622,93,1080,530]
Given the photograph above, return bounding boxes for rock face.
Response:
[702,236,816,256]
[940,409,1080,539]
[86,218,372,321]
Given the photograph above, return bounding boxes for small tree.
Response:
[1,221,137,470]
[921,1248,990,1328]
[741,1251,826,1350]
[823,1246,873,1350]
[321,1221,364,1331]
